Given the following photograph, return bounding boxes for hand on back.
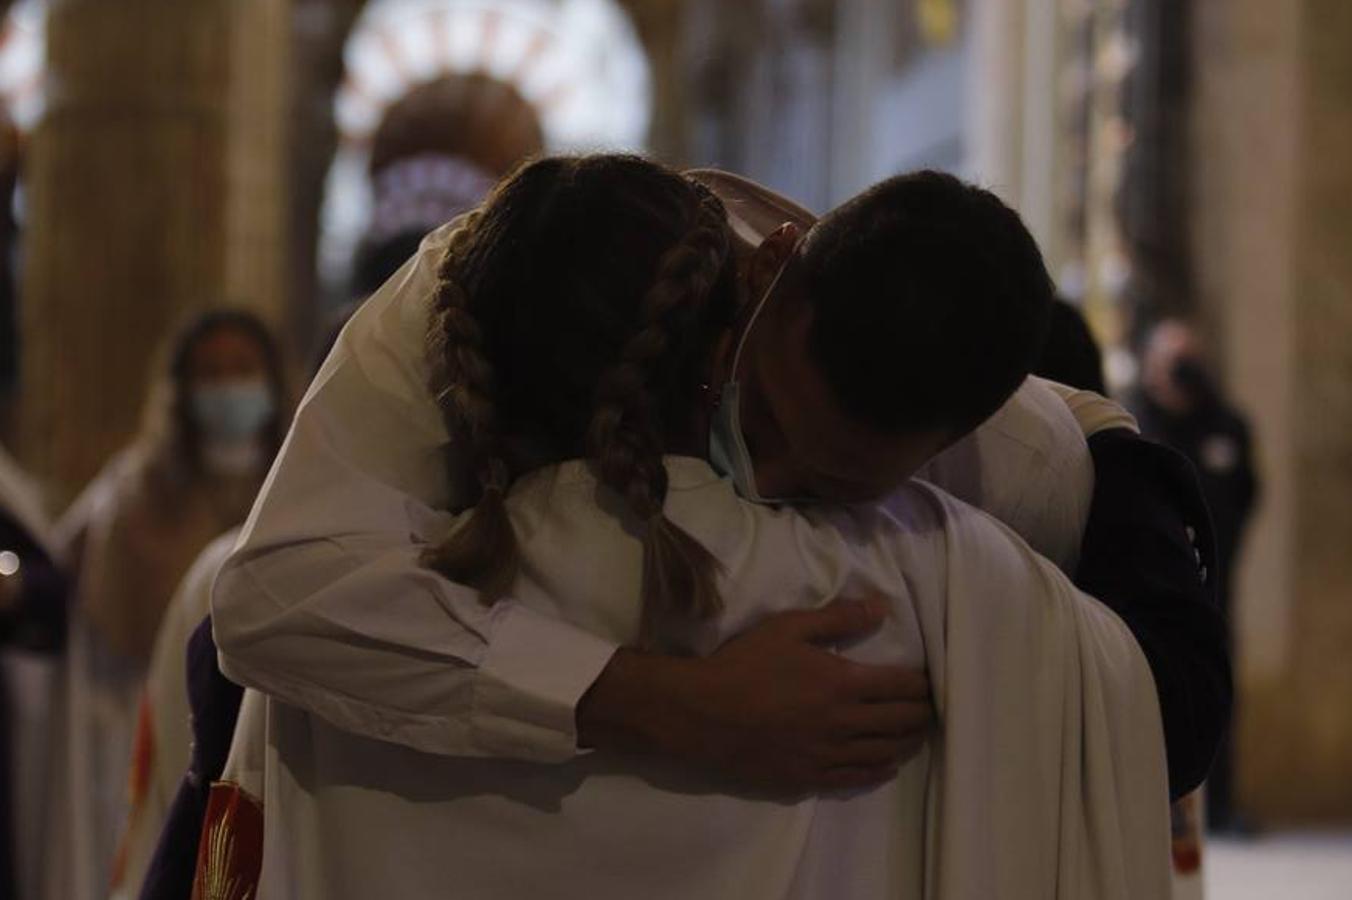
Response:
[578,596,934,793]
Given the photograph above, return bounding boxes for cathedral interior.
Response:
[0,1,1349,897]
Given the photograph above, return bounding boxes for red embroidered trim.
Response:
[192,781,264,900]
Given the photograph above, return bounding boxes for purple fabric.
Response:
[138,615,243,900]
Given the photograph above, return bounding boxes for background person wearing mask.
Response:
[1134,318,1258,834]
[43,309,287,900]
[112,305,356,900]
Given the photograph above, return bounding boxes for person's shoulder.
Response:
[1088,427,1201,488]
[794,481,951,579]
[184,528,243,594]
[934,376,1090,491]
[420,218,466,253]
[341,214,471,351]
[870,479,947,535]
[901,479,996,535]
[1004,377,1090,459]
[71,444,153,512]
[903,479,1060,580]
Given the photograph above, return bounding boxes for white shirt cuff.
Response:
[472,603,618,762]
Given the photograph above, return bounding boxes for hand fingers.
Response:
[839,662,930,703]
[779,596,888,644]
[832,701,933,739]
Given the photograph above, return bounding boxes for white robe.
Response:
[110,529,240,899]
[225,460,1168,899]
[209,221,1165,898]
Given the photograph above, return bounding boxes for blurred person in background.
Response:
[1033,300,1215,887]
[350,71,546,305]
[1,444,66,900]
[112,305,355,900]
[351,154,500,301]
[44,309,287,900]
[1134,318,1258,834]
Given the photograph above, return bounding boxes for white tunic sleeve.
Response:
[913,376,1095,574]
[210,222,616,763]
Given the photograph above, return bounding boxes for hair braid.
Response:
[587,190,731,646]
[422,211,520,603]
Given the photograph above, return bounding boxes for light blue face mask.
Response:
[192,380,275,442]
[708,246,807,505]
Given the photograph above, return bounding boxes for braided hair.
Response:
[587,188,731,638]
[422,209,519,599]
[423,155,738,645]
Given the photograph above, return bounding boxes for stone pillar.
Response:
[680,0,836,210]
[622,0,689,163]
[1118,0,1194,331]
[225,0,292,325]
[18,0,291,501]
[964,0,1068,271]
[287,0,365,342]
[1192,0,1352,821]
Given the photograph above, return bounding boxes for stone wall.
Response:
[1192,0,1352,821]
[18,0,293,501]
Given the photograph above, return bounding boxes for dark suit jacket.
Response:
[1077,428,1233,799]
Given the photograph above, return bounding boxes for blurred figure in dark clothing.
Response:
[1,446,67,900]
[1034,298,1232,802]
[1035,298,1107,394]
[1134,318,1258,832]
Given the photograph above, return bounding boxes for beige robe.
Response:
[220,460,1169,900]
[110,529,240,899]
[44,444,259,900]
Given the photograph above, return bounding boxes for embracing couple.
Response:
[209,155,1229,898]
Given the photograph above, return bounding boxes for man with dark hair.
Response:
[664,168,1229,800]
[697,171,1053,504]
[806,172,1053,437]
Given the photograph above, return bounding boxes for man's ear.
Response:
[745,222,804,299]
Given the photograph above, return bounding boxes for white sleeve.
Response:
[211,224,616,763]
[1040,379,1140,437]
[914,377,1094,574]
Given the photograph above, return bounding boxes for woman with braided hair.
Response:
[419,155,736,645]
[205,155,1169,899]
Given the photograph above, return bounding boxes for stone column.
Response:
[622,0,689,163]
[18,0,291,501]
[964,0,1068,271]
[225,0,292,326]
[286,0,365,343]
[1192,0,1352,821]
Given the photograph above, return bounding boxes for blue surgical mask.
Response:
[708,246,807,505]
[192,380,274,442]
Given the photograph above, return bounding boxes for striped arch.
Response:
[337,0,651,151]
[0,0,45,132]
[320,0,652,290]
